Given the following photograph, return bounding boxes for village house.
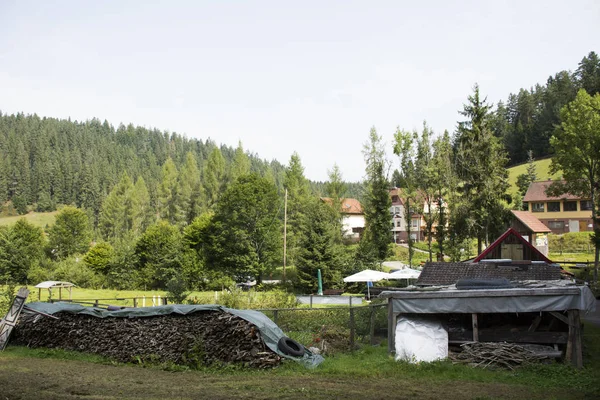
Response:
[320,197,365,241]
[389,188,424,243]
[523,180,593,234]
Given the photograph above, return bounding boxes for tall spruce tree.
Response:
[283,152,311,266]
[359,127,391,266]
[453,84,510,254]
[295,199,344,293]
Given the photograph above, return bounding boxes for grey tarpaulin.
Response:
[380,285,597,314]
[20,302,324,368]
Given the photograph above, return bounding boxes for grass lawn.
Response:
[1,323,599,399]
[507,158,559,194]
[0,210,58,228]
[549,252,596,263]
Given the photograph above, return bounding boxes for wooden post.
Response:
[133,298,137,308]
[310,294,313,308]
[273,309,278,325]
[387,299,395,354]
[573,310,583,368]
[472,313,479,342]
[349,307,355,350]
[369,305,376,345]
[94,299,99,307]
[283,189,287,283]
[566,309,583,368]
[565,310,574,365]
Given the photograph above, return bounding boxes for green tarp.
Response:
[22,302,324,368]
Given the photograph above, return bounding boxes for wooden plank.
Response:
[528,315,542,332]
[449,330,568,344]
[0,288,30,351]
[472,313,479,341]
[549,311,569,326]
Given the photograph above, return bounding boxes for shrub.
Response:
[53,257,102,289]
[166,276,190,304]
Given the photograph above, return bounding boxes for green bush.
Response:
[53,257,102,289]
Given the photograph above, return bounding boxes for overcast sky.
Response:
[1,1,599,182]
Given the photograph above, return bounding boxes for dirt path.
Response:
[0,354,587,400]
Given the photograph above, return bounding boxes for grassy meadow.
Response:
[0,210,58,228]
[506,157,559,193]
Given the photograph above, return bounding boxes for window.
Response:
[411,219,419,228]
[580,200,593,211]
[547,221,564,230]
[531,202,544,212]
[396,221,401,227]
[564,201,577,211]
[547,202,560,212]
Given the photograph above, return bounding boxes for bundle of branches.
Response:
[449,342,550,369]
[12,310,281,369]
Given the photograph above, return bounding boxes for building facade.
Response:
[523,180,593,234]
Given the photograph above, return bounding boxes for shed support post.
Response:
[565,309,583,368]
[472,313,479,342]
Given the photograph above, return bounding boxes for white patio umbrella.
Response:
[343,269,391,300]
[387,268,421,287]
[387,268,421,279]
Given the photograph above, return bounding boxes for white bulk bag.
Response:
[395,316,448,363]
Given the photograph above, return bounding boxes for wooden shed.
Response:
[381,284,596,367]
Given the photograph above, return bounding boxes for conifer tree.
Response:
[158,158,178,223]
[231,141,251,182]
[131,176,154,236]
[453,84,510,254]
[99,173,134,241]
[359,127,392,266]
[283,152,311,265]
[203,148,226,209]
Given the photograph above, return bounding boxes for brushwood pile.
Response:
[13,310,282,368]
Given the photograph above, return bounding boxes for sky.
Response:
[1,1,599,182]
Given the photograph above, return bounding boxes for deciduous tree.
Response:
[548,89,600,281]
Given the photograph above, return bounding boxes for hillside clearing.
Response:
[0,211,58,228]
[507,158,560,194]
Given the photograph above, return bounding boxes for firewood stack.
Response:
[12,310,282,368]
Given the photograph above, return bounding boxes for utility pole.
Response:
[283,188,287,283]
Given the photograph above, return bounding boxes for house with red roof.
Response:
[321,197,365,241]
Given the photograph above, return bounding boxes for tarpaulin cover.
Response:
[22,302,324,368]
[395,316,447,363]
[381,285,596,315]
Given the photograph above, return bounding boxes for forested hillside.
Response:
[0,114,362,225]
[492,51,600,165]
